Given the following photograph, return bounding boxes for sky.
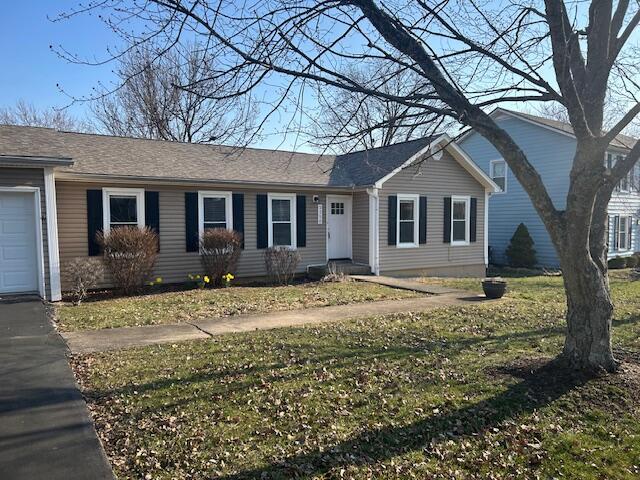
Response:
[0,1,119,119]
[0,1,312,151]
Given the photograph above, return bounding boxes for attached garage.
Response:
[0,158,72,301]
[0,190,42,294]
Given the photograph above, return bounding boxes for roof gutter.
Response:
[54,171,366,191]
[0,155,74,168]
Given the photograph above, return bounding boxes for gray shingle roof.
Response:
[0,124,438,187]
[497,109,637,150]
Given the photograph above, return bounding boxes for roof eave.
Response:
[54,171,360,190]
[0,155,74,168]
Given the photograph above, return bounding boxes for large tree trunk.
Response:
[555,172,617,372]
[559,250,617,371]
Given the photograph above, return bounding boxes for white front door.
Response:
[327,195,352,260]
[0,192,39,294]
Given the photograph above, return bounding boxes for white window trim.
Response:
[198,191,233,238]
[102,187,145,234]
[267,193,297,249]
[490,159,507,194]
[396,194,420,248]
[451,195,471,246]
[618,215,633,251]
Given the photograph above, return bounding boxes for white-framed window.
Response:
[268,193,297,248]
[617,215,633,251]
[102,188,145,234]
[396,194,419,248]
[451,195,470,246]
[608,153,634,192]
[490,159,507,193]
[198,191,233,237]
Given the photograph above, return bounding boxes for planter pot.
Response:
[482,279,507,299]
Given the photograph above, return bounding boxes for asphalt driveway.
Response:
[0,299,113,479]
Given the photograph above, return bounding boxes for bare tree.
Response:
[309,65,447,153]
[60,0,640,371]
[92,44,255,143]
[0,99,87,131]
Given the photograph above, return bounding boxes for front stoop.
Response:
[308,260,372,280]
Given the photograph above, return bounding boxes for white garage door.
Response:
[0,192,39,294]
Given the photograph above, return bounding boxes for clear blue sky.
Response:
[0,1,120,118]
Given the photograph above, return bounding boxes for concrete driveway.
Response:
[0,299,113,479]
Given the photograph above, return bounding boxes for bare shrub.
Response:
[97,227,159,295]
[62,257,104,305]
[200,229,243,287]
[320,262,349,283]
[264,247,301,285]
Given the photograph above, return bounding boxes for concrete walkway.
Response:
[0,300,114,479]
[62,292,486,354]
[349,275,462,294]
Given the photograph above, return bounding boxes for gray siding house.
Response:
[460,109,640,267]
[0,125,497,300]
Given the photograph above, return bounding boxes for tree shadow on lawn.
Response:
[83,321,568,404]
[216,358,595,479]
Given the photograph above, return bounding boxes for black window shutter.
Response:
[86,189,103,256]
[614,215,620,250]
[296,195,306,247]
[470,197,478,243]
[256,194,268,249]
[419,196,427,244]
[145,191,160,251]
[232,193,245,249]
[185,192,199,252]
[443,196,452,243]
[388,195,397,246]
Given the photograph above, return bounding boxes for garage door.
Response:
[0,192,39,294]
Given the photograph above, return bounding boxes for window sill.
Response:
[451,241,470,246]
[397,243,419,249]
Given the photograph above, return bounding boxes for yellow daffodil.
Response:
[156,277,162,283]
[204,276,210,283]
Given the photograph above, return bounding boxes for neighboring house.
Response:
[0,125,498,301]
[460,108,640,268]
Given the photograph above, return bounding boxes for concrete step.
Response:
[308,261,371,280]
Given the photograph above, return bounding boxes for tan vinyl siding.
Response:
[351,191,369,264]
[0,167,50,298]
[56,181,328,290]
[378,150,486,275]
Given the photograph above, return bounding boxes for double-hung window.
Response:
[397,194,419,247]
[451,196,470,245]
[102,188,145,233]
[617,215,633,251]
[268,193,296,248]
[490,160,507,193]
[198,191,232,236]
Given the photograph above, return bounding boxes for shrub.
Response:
[264,247,301,285]
[625,255,639,268]
[97,226,159,295]
[608,256,627,269]
[62,257,104,305]
[199,229,243,287]
[506,223,537,268]
[320,262,349,283]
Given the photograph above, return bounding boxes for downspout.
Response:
[484,189,490,269]
[367,187,380,275]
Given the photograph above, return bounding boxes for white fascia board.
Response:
[373,134,500,193]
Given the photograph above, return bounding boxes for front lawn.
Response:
[73,272,640,479]
[56,281,419,332]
